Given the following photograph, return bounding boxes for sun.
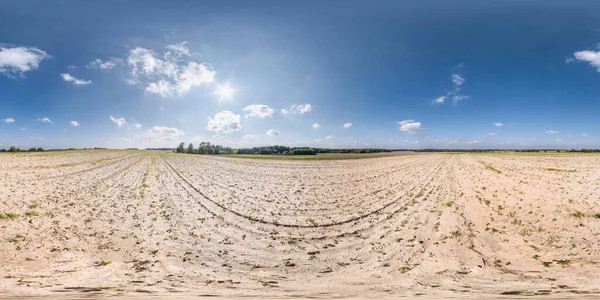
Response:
[213,82,235,101]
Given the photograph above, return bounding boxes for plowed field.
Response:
[1,150,600,298]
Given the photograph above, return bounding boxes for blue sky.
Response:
[1,0,600,149]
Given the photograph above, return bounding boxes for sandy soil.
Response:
[1,150,600,299]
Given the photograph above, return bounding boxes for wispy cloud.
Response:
[143,126,184,139]
[288,103,312,114]
[61,73,92,86]
[88,57,123,70]
[3,118,15,123]
[432,96,446,104]
[343,122,352,129]
[37,117,53,123]
[546,130,558,134]
[109,115,126,128]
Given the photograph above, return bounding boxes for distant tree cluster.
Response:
[0,146,43,152]
[568,149,600,153]
[175,142,234,155]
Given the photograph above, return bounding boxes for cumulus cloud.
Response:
[144,126,184,139]
[281,109,289,114]
[88,57,123,69]
[494,122,503,127]
[266,129,280,136]
[60,73,92,86]
[433,96,446,104]
[70,120,80,127]
[312,123,320,129]
[325,135,333,140]
[546,130,558,134]
[397,120,423,134]
[3,118,15,123]
[243,104,274,118]
[288,103,312,114]
[127,41,215,97]
[0,46,50,77]
[207,110,242,133]
[37,117,53,123]
[343,123,352,129]
[110,115,126,128]
[572,50,600,71]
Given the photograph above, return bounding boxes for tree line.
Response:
[176,142,234,155]
[0,146,44,152]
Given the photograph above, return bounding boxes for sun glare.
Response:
[214,82,235,101]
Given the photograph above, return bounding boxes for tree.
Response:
[176,142,185,153]
[37,147,43,152]
[29,147,37,152]
[187,143,194,154]
[9,146,17,152]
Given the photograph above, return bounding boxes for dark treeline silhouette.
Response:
[175,142,234,155]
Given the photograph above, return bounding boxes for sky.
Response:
[1,0,600,150]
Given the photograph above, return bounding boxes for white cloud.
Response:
[325,135,333,140]
[487,132,497,138]
[312,123,320,129]
[397,120,423,134]
[582,133,588,137]
[60,73,92,86]
[0,46,50,77]
[572,50,600,71]
[88,57,123,69]
[70,120,79,127]
[467,140,482,144]
[243,104,274,118]
[555,138,562,142]
[144,126,184,139]
[243,134,256,140]
[3,118,15,123]
[289,103,312,114]
[454,62,464,68]
[453,95,469,104]
[546,130,558,135]
[20,128,26,131]
[110,115,126,128]
[132,122,142,129]
[433,96,446,104]
[37,117,53,124]
[452,74,465,86]
[494,122,503,127]
[207,110,242,133]
[127,42,215,97]
[266,129,280,136]
[281,109,289,114]
[343,122,352,129]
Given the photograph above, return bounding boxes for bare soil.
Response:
[1,150,600,299]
